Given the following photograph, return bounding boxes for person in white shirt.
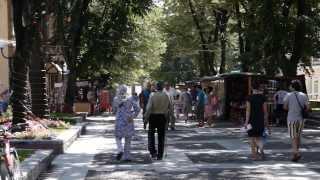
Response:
[163,82,176,130]
[283,80,309,162]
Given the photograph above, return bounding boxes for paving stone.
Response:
[310,169,320,173]
[187,151,320,164]
[303,134,320,140]
[305,143,320,148]
[264,141,308,150]
[264,141,320,149]
[86,169,159,180]
[201,169,270,180]
[172,143,227,150]
[86,169,269,180]
[186,153,253,164]
[159,171,210,180]
[170,135,242,141]
[266,151,320,163]
[92,152,152,165]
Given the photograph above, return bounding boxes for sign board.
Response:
[54,82,63,88]
[76,81,89,87]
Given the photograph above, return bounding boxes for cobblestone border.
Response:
[20,149,54,180]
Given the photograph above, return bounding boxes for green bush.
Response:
[49,112,77,125]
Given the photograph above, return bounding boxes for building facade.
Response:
[305,58,320,101]
[0,0,12,94]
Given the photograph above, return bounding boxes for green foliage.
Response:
[63,0,320,87]
[76,0,155,85]
[18,149,34,162]
[232,0,320,76]
[153,0,239,80]
[49,112,77,125]
[157,0,320,78]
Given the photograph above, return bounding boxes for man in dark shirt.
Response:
[139,82,152,129]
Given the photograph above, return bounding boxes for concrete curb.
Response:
[20,150,55,180]
[11,122,88,154]
[58,122,88,153]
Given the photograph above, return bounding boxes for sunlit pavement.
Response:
[40,114,320,180]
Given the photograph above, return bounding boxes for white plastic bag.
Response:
[240,124,252,132]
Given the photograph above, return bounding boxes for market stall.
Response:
[201,73,306,124]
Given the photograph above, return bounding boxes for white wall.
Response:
[0,0,11,93]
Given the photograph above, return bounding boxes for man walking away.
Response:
[283,80,309,162]
[139,82,152,130]
[145,82,172,160]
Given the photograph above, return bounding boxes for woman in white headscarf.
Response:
[113,85,140,161]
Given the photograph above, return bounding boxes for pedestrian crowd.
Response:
[112,81,220,161]
[112,79,309,163]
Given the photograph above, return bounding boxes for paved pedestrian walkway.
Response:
[40,114,320,180]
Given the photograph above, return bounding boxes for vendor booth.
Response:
[74,80,92,113]
[201,73,306,124]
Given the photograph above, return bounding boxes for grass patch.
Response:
[50,112,77,125]
[18,149,34,162]
[50,112,74,118]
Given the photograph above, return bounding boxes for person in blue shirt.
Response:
[139,82,152,129]
[196,85,205,127]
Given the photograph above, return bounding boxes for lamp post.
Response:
[0,39,15,58]
[0,39,16,90]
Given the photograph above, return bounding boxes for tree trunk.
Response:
[220,38,226,74]
[234,1,247,72]
[11,0,30,124]
[287,0,306,76]
[64,0,90,112]
[262,0,278,76]
[241,37,251,72]
[29,24,49,118]
[234,1,244,55]
[218,9,229,74]
[201,45,214,76]
[187,0,214,76]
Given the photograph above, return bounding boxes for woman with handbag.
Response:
[283,80,309,162]
[244,83,269,160]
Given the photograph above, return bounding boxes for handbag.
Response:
[294,93,309,119]
[240,123,252,132]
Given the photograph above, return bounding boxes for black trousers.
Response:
[148,114,167,159]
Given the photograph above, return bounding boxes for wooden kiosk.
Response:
[201,73,306,124]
